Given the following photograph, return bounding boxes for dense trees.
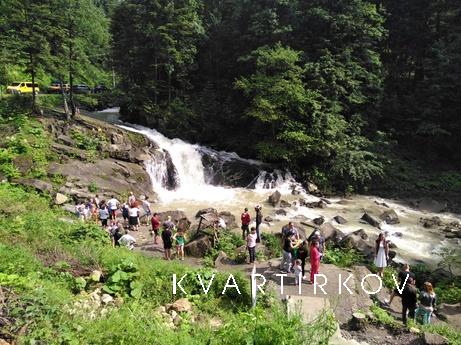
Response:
[1,0,460,191]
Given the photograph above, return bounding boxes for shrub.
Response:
[261,233,282,258]
[323,246,363,268]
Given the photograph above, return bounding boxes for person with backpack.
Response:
[241,207,251,239]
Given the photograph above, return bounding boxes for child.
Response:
[173,230,186,260]
[246,227,257,264]
[293,259,302,285]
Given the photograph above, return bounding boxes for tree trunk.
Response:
[60,79,70,120]
[350,312,367,331]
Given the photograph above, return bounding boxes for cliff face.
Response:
[18,113,159,202]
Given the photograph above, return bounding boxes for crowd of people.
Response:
[75,196,438,325]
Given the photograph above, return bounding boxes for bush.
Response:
[261,233,282,258]
[323,246,363,268]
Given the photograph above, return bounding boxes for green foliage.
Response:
[261,233,282,258]
[370,305,398,329]
[60,223,110,247]
[88,181,98,193]
[102,259,143,298]
[420,324,461,345]
[435,285,461,305]
[323,246,363,268]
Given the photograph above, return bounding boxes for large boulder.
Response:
[306,182,319,194]
[339,229,375,259]
[214,251,232,268]
[275,209,287,216]
[184,235,212,257]
[319,222,345,243]
[417,198,447,213]
[423,333,449,345]
[313,216,325,226]
[436,303,461,330]
[14,178,53,194]
[379,209,400,225]
[55,192,69,205]
[280,200,292,208]
[268,190,281,207]
[159,210,191,231]
[195,208,217,218]
[420,216,443,228]
[361,213,381,229]
[218,211,237,229]
[170,298,193,313]
[299,199,326,208]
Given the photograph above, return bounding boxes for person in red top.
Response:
[310,240,321,284]
[151,212,160,244]
[241,207,251,239]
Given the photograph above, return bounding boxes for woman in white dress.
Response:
[374,232,389,277]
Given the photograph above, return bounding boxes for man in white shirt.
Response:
[141,196,152,225]
[107,195,120,220]
[119,231,136,250]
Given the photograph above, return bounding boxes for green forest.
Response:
[1,0,461,193]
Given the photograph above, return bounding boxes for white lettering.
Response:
[251,273,266,294]
[392,273,408,295]
[314,274,328,295]
[361,274,382,295]
[222,274,241,295]
[173,274,187,295]
[276,273,287,295]
[197,274,215,295]
[339,273,354,295]
[298,273,302,295]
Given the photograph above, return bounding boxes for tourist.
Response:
[281,234,294,273]
[162,224,173,260]
[416,282,437,325]
[282,222,299,240]
[163,216,175,231]
[91,198,99,222]
[401,277,417,325]
[94,194,100,207]
[128,191,136,207]
[119,230,136,250]
[241,207,251,239]
[109,222,123,247]
[151,212,160,244]
[75,201,85,221]
[246,227,257,264]
[385,263,415,306]
[293,259,303,285]
[173,229,186,260]
[310,240,321,284]
[128,204,140,231]
[122,203,129,227]
[374,232,389,277]
[308,229,325,260]
[141,196,152,225]
[255,205,263,243]
[298,239,309,280]
[98,204,110,228]
[107,195,120,220]
[82,201,91,221]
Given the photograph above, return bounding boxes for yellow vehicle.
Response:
[6,82,40,94]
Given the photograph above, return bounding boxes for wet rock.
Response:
[275,209,287,216]
[280,200,291,208]
[218,211,237,229]
[339,230,374,259]
[319,222,344,243]
[300,199,326,208]
[171,298,192,313]
[361,213,381,229]
[392,232,403,238]
[423,332,449,345]
[158,210,190,230]
[320,198,331,205]
[268,190,281,207]
[54,192,69,205]
[196,208,217,218]
[264,216,273,222]
[184,235,211,257]
[291,188,301,195]
[379,209,400,225]
[374,200,390,208]
[333,215,348,224]
[420,216,443,228]
[307,182,319,194]
[417,198,447,213]
[313,216,325,226]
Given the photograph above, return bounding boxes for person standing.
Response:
[128,192,136,207]
[107,195,120,220]
[293,259,303,285]
[298,239,309,280]
[310,241,321,284]
[241,208,251,240]
[109,222,123,247]
[162,225,173,260]
[141,196,152,225]
[122,203,129,228]
[255,205,263,243]
[385,263,415,306]
[151,212,160,244]
[416,282,437,325]
[401,277,417,325]
[281,234,294,273]
[308,230,326,261]
[374,233,389,277]
[98,204,110,228]
[246,227,257,264]
[173,229,186,260]
[128,204,140,231]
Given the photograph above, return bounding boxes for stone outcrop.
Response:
[319,222,345,243]
[379,209,400,225]
[184,235,212,257]
[268,190,281,207]
[361,213,381,229]
[158,210,190,230]
[333,215,348,224]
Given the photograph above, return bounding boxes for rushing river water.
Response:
[94,108,461,266]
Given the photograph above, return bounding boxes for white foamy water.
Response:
[91,108,461,265]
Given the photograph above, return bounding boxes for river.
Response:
[93,108,461,266]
